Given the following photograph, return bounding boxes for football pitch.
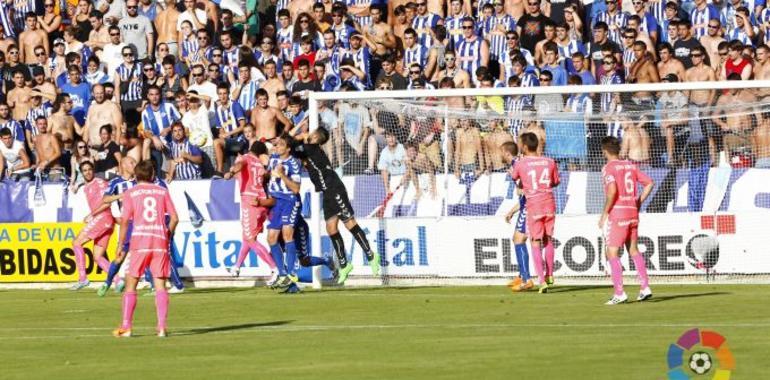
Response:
[1,284,767,379]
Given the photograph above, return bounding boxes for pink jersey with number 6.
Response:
[121,183,177,251]
[602,160,652,221]
[511,155,560,215]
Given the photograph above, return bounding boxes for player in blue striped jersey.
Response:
[412,0,441,50]
[266,134,303,288]
[214,83,247,173]
[501,141,534,292]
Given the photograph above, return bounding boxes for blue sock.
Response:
[104,261,121,288]
[515,244,530,281]
[144,269,154,289]
[270,244,287,276]
[285,241,297,276]
[169,261,184,289]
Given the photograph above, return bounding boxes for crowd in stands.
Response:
[1,0,770,192]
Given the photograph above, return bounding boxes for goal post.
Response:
[307,80,770,287]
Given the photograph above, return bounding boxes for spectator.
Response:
[376,54,408,90]
[59,65,92,126]
[517,0,549,52]
[337,88,375,174]
[69,139,93,192]
[378,130,407,191]
[0,127,32,181]
[214,83,247,173]
[701,19,726,71]
[589,22,622,80]
[119,0,154,60]
[33,117,63,181]
[755,112,770,168]
[658,42,687,81]
[674,20,704,68]
[182,91,215,176]
[93,124,121,177]
[541,41,567,86]
[456,17,490,83]
[722,40,753,80]
[658,73,690,166]
[141,85,180,166]
[165,121,203,181]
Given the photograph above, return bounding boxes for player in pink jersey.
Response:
[69,161,117,290]
[223,141,278,283]
[113,160,178,338]
[510,133,560,293]
[598,137,655,305]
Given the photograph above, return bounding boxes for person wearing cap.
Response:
[19,12,49,65]
[49,38,68,78]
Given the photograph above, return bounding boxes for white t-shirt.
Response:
[188,81,218,103]
[182,104,214,148]
[377,144,406,175]
[102,42,127,75]
[177,9,208,31]
[1,140,29,174]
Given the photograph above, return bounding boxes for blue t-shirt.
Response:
[59,82,91,126]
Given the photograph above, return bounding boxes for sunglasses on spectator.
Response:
[461,25,474,29]
[192,72,204,77]
[127,5,137,9]
[539,77,550,81]
[110,32,120,36]
[719,51,728,56]
[708,25,719,29]
[143,67,154,71]
[416,2,426,6]
[8,51,17,55]
[209,68,218,72]
[624,35,635,39]
[123,53,132,57]
[300,19,309,23]
[528,2,539,6]
[77,145,87,149]
[691,53,703,58]
[410,70,421,74]
[35,51,45,56]
[507,36,518,40]
[603,60,614,65]
[198,36,208,40]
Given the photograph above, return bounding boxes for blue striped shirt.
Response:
[341,46,372,86]
[105,176,136,211]
[403,45,429,70]
[607,119,624,139]
[347,0,372,27]
[455,37,484,81]
[0,119,24,142]
[0,2,15,38]
[25,103,52,138]
[317,45,342,75]
[215,100,246,133]
[223,46,239,69]
[483,14,516,60]
[412,13,441,50]
[268,154,301,200]
[565,93,593,115]
[691,5,721,39]
[236,79,261,111]
[331,22,356,49]
[600,73,623,113]
[760,9,770,43]
[277,27,295,61]
[182,37,199,59]
[445,14,469,47]
[13,0,35,35]
[141,102,181,136]
[593,11,629,46]
[116,63,143,102]
[168,139,202,180]
[519,72,539,106]
[505,95,528,135]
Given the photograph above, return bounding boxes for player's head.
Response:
[601,136,621,159]
[520,133,539,155]
[120,156,137,177]
[250,140,268,157]
[274,133,293,156]
[134,160,155,183]
[309,127,330,145]
[80,161,95,182]
[500,141,518,161]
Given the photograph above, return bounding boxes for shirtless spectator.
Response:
[49,94,84,176]
[260,60,286,108]
[627,41,659,110]
[32,117,63,181]
[453,119,484,182]
[84,84,123,152]
[700,19,725,71]
[620,116,651,165]
[755,112,770,168]
[7,69,32,122]
[404,143,437,200]
[249,89,293,142]
[658,74,690,167]
[86,11,110,52]
[19,13,49,65]
[752,45,770,100]
[713,73,757,161]
[155,0,181,56]
[657,43,686,82]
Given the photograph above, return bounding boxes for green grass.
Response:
[0,285,768,379]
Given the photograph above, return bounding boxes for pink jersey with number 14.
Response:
[602,160,652,221]
[121,183,177,251]
[511,155,560,215]
[235,154,267,199]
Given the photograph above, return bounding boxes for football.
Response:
[689,351,713,375]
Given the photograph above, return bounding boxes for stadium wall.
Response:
[1,169,769,285]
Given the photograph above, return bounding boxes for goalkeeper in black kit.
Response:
[291,127,381,284]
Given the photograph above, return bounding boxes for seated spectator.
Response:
[213,83,247,174]
[69,140,93,192]
[287,95,308,137]
[377,130,406,191]
[141,85,181,173]
[93,125,121,177]
[165,122,203,182]
[0,127,32,181]
[182,91,215,176]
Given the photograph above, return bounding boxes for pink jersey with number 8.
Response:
[121,183,177,251]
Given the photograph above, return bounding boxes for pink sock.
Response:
[531,245,545,284]
[155,290,169,331]
[97,256,111,272]
[73,244,87,282]
[121,291,137,329]
[249,241,276,269]
[632,254,650,289]
[544,241,555,277]
[609,257,624,296]
[234,242,251,268]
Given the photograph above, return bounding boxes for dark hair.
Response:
[500,141,518,156]
[0,128,10,137]
[250,140,268,156]
[289,95,303,106]
[134,160,155,182]
[593,21,609,31]
[79,160,95,172]
[314,127,330,145]
[100,124,112,135]
[520,132,539,152]
[601,136,621,155]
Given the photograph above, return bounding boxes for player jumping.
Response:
[292,128,380,284]
[500,142,534,292]
[70,161,118,290]
[265,134,303,289]
[598,137,655,305]
[113,160,179,338]
[510,133,560,294]
[224,141,279,284]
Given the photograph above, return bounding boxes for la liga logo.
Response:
[667,328,735,379]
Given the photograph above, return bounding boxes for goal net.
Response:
[307,80,770,285]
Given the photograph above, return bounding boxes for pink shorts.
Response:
[606,219,638,248]
[241,201,268,241]
[527,213,555,240]
[81,215,114,248]
[128,250,170,279]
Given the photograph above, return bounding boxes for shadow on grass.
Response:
[183,287,255,294]
[547,285,613,293]
[646,291,730,303]
[174,320,293,336]
[318,285,443,293]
